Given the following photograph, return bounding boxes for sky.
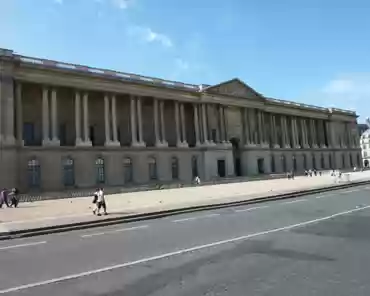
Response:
[1,0,370,122]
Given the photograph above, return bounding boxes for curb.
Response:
[1,180,370,240]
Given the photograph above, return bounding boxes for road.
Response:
[0,185,370,295]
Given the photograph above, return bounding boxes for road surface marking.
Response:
[80,225,148,238]
[172,213,220,223]
[283,199,307,204]
[341,189,358,194]
[0,241,47,251]
[234,205,269,213]
[1,205,369,294]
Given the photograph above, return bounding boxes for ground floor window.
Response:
[357,154,362,167]
[329,154,333,169]
[28,158,41,188]
[321,154,325,169]
[192,156,199,178]
[303,154,307,170]
[342,154,345,168]
[171,157,179,180]
[281,155,287,172]
[62,157,75,186]
[123,157,133,183]
[270,155,275,173]
[96,157,105,184]
[312,155,316,169]
[148,157,157,180]
[350,154,353,168]
[292,155,297,171]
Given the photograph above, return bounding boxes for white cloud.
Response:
[54,0,63,4]
[127,26,173,48]
[112,0,130,9]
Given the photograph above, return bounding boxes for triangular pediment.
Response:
[203,78,264,100]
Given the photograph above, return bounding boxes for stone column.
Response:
[111,95,119,145]
[15,82,23,145]
[280,116,286,148]
[302,119,309,148]
[104,94,111,145]
[137,96,145,146]
[82,92,91,145]
[220,106,225,143]
[290,117,297,148]
[202,103,209,145]
[75,91,82,145]
[130,96,138,147]
[193,104,201,146]
[50,88,60,145]
[310,119,318,148]
[153,98,161,147]
[180,103,188,146]
[271,115,279,148]
[159,100,167,146]
[42,87,50,145]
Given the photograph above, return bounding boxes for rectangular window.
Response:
[59,124,67,146]
[23,122,35,146]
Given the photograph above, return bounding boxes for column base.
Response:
[294,145,301,149]
[76,139,92,147]
[155,141,168,148]
[303,144,311,149]
[320,144,327,149]
[176,141,189,148]
[312,144,319,149]
[195,141,202,147]
[244,143,258,148]
[284,144,291,149]
[105,141,121,147]
[273,144,281,149]
[261,142,270,148]
[50,138,60,146]
[131,142,146,148]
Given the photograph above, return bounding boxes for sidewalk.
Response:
[1,171,370,236]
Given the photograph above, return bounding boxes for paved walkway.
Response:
[1,171,369,233]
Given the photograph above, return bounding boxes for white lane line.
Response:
[234,205,269,213]
[172,213,220,223]
[1,205,369,294]
[0,241,47,251]
[341,189,359,194]
[80,225,149,238]
[283,199,307,204]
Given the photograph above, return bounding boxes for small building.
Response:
[360,119,370,167]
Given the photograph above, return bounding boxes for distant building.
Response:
[358,123,368,136]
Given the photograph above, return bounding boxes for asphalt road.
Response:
[1,185,370,295]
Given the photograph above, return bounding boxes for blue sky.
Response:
[2,0,370,121]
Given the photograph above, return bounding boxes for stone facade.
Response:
[0,48,362,192]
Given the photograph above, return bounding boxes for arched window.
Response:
[303,154,307,170]
[123,157,133,183]
[192,156,199,178]
[28,158,41,188]
[148,157,157,180]
[95,157,105,184]
[270,155,276,173]
[281,155,287,172]
[62,157,75,186]
[292,155,297,171]
[171,157,179,180]
[321,154,325,169]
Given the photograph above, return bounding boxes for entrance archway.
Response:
[230,137,242,176]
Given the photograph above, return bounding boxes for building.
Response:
[358,123,368,137]
[360,120,370,167]
[0,48,362,192]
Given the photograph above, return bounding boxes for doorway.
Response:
[257,158,265,174]
[230,137,242,176]
[217,159,226,177]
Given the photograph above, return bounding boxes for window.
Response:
[192,156,199,178]
[59,124,67,146]
[292,155,297,171]
[171,157,179,180]
[342,154,346,168]
[28,158,41,188]
[321,154,325,169]
[148,157,157,180]
[95,157,105,184]
[329,154,333,169]
[357,154,361,167]
[23,123,35,146]
[312,155,316,169]
[271,155,276,173]
[211,129,217,143]
[281,155,287,172]
[350,154,353,167]
[62,157,75,186]
[303,154,307,170]
[123,157,133,183]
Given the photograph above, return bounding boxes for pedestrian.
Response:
[96,187,108,216]
[8,188,19,208]
[194,176,201,185]
[92,188,99,215]
[0,188,10,208]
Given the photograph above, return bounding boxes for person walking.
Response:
[0,188,10,208]
[8,188,19,208]
[95,187,108,216]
